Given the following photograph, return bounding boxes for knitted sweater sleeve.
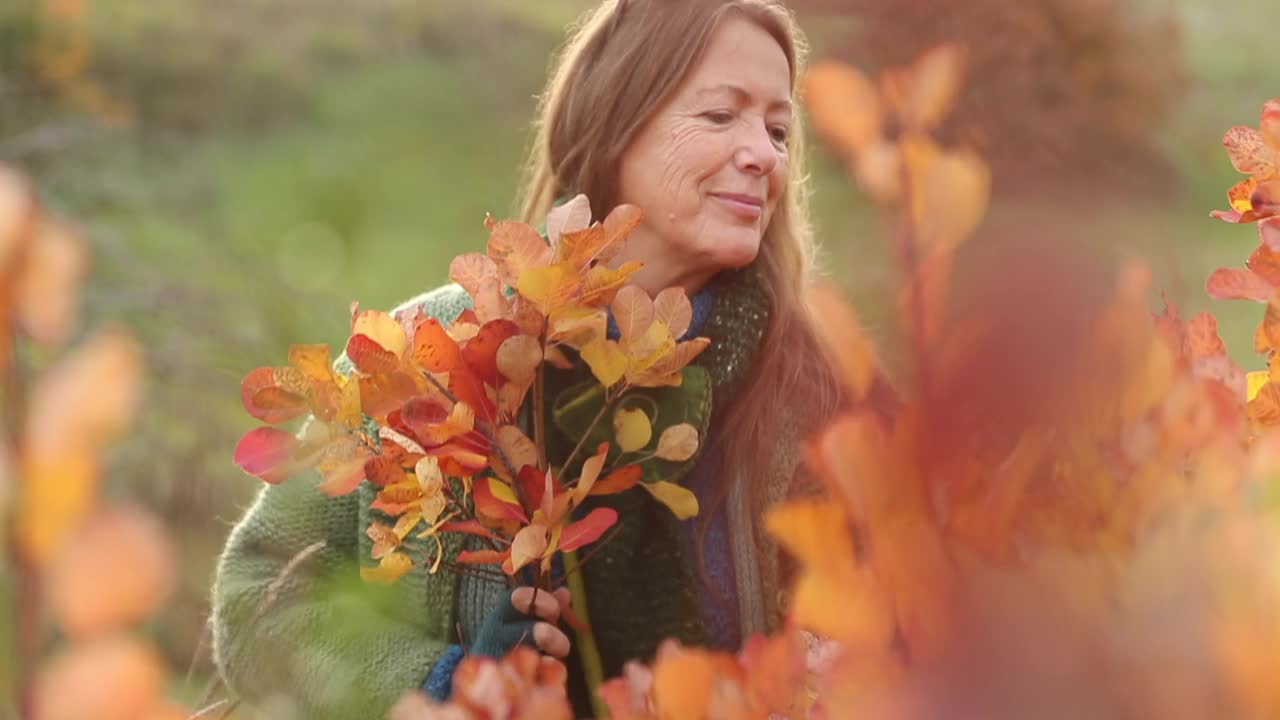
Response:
[211,283,475,719]
[211,475,449,719]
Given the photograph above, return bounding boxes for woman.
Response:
[211,1,845,717]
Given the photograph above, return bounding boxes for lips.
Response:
[710,192,765,221]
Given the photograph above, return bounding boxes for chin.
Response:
[708,228,763,269]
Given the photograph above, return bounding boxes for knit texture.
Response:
[211,267,807,719]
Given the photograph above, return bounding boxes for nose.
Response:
[733,120,779,177]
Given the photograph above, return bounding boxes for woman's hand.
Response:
[510,586,573,659]
[469,586,573,661]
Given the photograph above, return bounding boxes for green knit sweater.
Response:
[210,266,812,719]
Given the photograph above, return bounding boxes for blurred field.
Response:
[2,0,1276,694]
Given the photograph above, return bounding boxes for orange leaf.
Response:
[449,252,499,297]
[590,465,642,496]
[1206,267,1273,301]
[1223,126,1278,180]
[601,204,643,258]
[804,60,882,156]
[652,288,693,340]
[509,523,550,573]
[558,507,617,552]
[289,344,334,384]
[32,635,168,720]
[346,334,401,375]
[1261,98,1280,150]
[612,285,654,342]
[357,370,420,421]
[487,217,554,287]
[316,457,368,496]
[458,548,509,565]
[808,283,878,401]
[572,443,610,504]
[16,218,87,346]
[240,367,309,424]
[48,505,177,639]
[440,519,499,540]
[363,456,405,487]
[412,317,463,372]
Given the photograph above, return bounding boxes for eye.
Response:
[770,125,790,145]
[703,110,735,125]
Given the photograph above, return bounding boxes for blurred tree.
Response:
[794,0,1188,199]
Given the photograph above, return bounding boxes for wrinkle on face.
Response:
[614,15,793,295]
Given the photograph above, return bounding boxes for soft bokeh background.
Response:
[2,0,1273,699]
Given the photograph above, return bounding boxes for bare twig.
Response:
[186,698,236,720]
[558,522,625,581]
[254,540,327,624]
[556,390,615,480]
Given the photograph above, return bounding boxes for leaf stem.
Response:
[556,389,615,480]
[564,549,609,720]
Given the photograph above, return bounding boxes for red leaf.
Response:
[589,465,642,496]
[346,334,402,375]
[474,476,528,524]
[233,427,299,484]
[463,320,521,385]
[412,317,463,372]
[240,367,309,424]
[428,437,489,477]
[401,396,450,447]
[1206,267,1274,301]
[440,519,499,540]
[457,548,510,565]
[449,365,497,425]
[558,507,618,552]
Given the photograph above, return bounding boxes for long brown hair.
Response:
[519,0,841,525]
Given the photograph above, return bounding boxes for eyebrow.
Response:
[696,84,792,113]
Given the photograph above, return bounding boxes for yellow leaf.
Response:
[655,423,699,462]
[580,261,644,307]
[415,456,444,496]
[289,344,334,383]
[517,262,580,315]
[486,476,522,507]
[548,305,607,347]
[641,481,699,520]
[351,310,409,359]
[392,512,422,540]
[613,407,652,453]
[337,374,362,428]
[360,551,414,584]
[581,337,627,387]
[625,319,676,377]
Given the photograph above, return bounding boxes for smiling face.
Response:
[614,14,793,294]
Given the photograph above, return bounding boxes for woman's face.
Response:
[615,15,792,293]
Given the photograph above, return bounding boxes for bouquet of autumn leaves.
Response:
[232,195,708,586]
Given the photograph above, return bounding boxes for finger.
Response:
[538,655,568,686]
[553,587,572,608]
[533,621,571,659]
[510,587,562,623]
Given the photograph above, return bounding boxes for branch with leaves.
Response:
[233,196,709,592]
